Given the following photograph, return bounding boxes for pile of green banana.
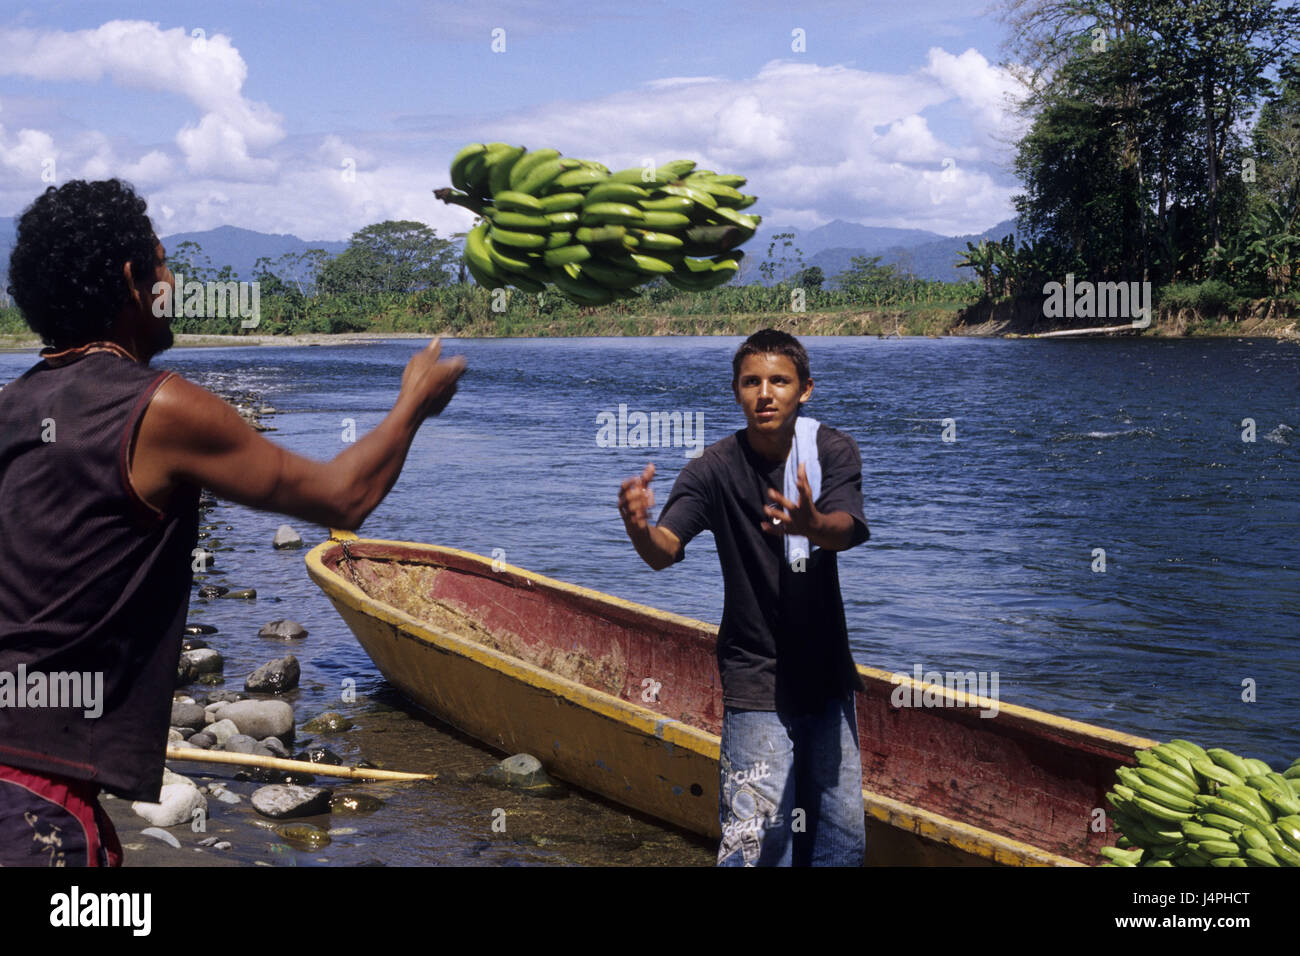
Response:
[433,142,760,305]
[1099,739,1300,867]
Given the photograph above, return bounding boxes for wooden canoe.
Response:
[305,531,1154,866]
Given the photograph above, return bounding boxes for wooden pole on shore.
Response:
[166,744,435,782]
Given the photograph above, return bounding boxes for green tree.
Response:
[833,255,898,295]
[793,265,824,290]
[1002,0,1300,285]
[325,221,459,295]
[165,240,212,282]
[1250,54,1300,222]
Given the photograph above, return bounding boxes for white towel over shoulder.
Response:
[783,416,821,568]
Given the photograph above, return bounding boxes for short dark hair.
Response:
[7,178,158,349]
[731,328,810,388]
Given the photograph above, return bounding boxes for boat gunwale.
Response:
[307,535,1157,754]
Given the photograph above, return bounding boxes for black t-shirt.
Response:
[656,422,869,713]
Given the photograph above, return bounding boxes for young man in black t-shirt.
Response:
[617,329,869,866]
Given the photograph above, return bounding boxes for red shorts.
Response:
[0,763,122,867]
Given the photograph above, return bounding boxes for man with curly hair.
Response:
[617,329,870,866]
[0,179,465,866]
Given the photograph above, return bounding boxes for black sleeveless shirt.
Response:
[0,342,199,800]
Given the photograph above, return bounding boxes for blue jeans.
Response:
[716,691,866,866]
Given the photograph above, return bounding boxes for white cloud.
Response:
[923,47,1027,141]
[872,115,947,164]
[122,150,174,184]
[0,35,1025,242]
[0,20,284,180]
[0,125,57,178]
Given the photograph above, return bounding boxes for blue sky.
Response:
[0,1,1027,241]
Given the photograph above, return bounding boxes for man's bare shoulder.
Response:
[145,375,243,439]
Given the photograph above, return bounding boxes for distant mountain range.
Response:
[157,225,350,280]
[740,218,1020,285]
[0,215,1021,301]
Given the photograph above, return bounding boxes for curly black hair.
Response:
[6,179,159,349]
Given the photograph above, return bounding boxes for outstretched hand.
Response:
[618,463,656,535]
[402,337,467,421]
[761,462,820,537]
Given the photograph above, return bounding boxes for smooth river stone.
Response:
[251,785,333,820]
[273,525,303,550]
[132,784,207,828]
[301,712,353,734]
[170,701,208,730]
[213,699,294,740]
[245,654,300,694]
[180,648,223,675]
[258,619,309,641]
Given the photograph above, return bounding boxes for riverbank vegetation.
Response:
[960,0,1300,330]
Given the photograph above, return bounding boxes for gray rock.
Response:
[213,841,232,850]
[258,619,308,641]
[167,728,184,743]
[301,712,353,734]
[478,753,565,795]
[181,637,208,651]
[181,648,223,676]
[207,782,243,805]
[223,734,259,754]
[185,623,218,635]
[187,732,215,750]
[198,836,220,847]
[222,588,257,600]
[132,784,206,828]
[214,699,294,741]
[171,701,208,730]
[196,583,226,598]
[205,690,244,705]
[260,737,289,758]
[245,654,300,694]
[273,525,303,550]
[204,719,240,747]
[140,827,181,849]
[250,784,333,820]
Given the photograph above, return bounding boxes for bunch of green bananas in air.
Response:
[1098,739,1300,867]
[432,142,760,305]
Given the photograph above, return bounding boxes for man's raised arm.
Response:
[136,338,465,531]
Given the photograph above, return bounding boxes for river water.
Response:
[1,334,1297,865]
